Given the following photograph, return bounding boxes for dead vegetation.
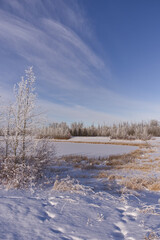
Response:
[59,154,106,170]
[96,173,160,192]
[105,149,143,167]
[60,149,144,170]
[64,146,160,192]
[144,231,159,240]
[119,177,160,191]
[54,143,160,192]
[52,176,93,193]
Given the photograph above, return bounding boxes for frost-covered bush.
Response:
[0,139,55,189]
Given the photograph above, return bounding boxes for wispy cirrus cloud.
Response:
[0,2,107,89]
[39,98,160,125]
[0,0,159,124]
[0,1,110,97]
[38,99,125,125]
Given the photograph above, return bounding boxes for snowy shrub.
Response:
[0,138,55,189]
[53,176,93,194]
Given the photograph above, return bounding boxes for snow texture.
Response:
[0,188,160,240]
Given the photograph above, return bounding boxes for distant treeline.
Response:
[36,120,160,140]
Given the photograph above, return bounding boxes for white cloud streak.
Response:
[38,99,125,125]
[38,99,160,125]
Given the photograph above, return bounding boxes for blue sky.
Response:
[0,0,160,124]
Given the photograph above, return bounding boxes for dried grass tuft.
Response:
[144,231,159,240]
[119,177,160,191]
[52,176,93,193]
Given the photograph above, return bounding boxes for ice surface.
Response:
[54,142,137,157]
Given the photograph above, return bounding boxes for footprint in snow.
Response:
[88,203,100,208]
[61,237,71,240]
[116,207,138,222]
[46,210,57,219]
[114,221,128,239]
[49,199,58,206]
[112,230,125,240]
[114,221,137,240]
[50,228,62,234]
[50,226,66,235]
[122,211,138,222]
[70,236,84,240]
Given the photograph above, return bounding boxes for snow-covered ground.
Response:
[54,136,145,144]
[1,185,160,240]
[1,137,160,240]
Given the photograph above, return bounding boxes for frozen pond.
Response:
[54,142,137,157]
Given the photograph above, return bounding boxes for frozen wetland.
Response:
[54,141,137,157]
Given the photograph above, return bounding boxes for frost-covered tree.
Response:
[0,97,3,136]
[3,104,13,158]
[70,122,84,136]
[39,122,71,139]
[0,67,56,189]
[12,66,36,160]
